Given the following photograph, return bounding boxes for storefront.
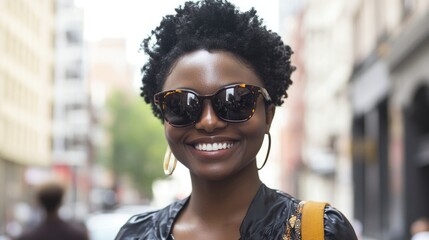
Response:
[350,11,429,240]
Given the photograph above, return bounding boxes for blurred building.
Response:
[86,38,136,209]
[301,0,356,217]
[281,0,429,239]
[278,0,356,221]
[0,0,55,236]
[350,0,429,239]
[282,0,429,239]
[52,0,89,219]
[277,0,307,196]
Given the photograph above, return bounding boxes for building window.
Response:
[402,0,415,19]
[64,102,85,116]
[57,0,74,9]
[65,135,86,151]
[65,28,82,45]
[65,60,82,79]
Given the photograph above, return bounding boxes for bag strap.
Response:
[301,201,328,240]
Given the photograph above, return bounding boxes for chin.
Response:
[192,165,248,182]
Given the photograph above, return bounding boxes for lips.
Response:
[194,142,234,151]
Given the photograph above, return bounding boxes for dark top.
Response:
[16,217,88,240]
[115,184,357,240]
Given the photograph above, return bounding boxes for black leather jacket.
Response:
[115,184,357,240]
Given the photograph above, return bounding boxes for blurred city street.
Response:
[1,0,429,239]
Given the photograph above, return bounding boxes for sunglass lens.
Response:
[213,86,256,121]
[163,91,201,126]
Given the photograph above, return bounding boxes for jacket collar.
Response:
[164,184,278,239]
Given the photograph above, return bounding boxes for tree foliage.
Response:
[101,90,167,199]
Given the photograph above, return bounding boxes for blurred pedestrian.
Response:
[411,217,429,240]
[115,0,358,239]
[15,181,88,240]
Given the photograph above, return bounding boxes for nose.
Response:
[195,100,227,132]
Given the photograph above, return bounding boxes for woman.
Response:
[116,0,357,239]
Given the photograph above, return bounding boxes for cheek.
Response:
[164,124,179,147]
[242,108,268,154]
[164,125,187,160]
[251,103,268,133]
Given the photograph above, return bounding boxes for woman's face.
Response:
[162,49,275,180]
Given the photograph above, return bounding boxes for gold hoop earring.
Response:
[163,146,177,176]
[257,132,271,170]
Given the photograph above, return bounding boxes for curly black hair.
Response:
[140,0,295,120]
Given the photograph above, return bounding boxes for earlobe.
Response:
[265,104,276,132]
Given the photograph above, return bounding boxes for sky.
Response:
[75,0,280,64]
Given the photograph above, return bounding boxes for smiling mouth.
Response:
[194,142,234,151]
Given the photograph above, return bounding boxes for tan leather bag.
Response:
[283,201,328,240]
[302,201,328,240]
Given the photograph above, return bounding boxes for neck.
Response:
[45,212,60,221]
[186,163,261,224]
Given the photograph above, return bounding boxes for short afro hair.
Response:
[140,0,295,120]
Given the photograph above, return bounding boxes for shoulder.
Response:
[239,184,300,239]
[17,220,88,240]
[259,184,301,207]
[115,199,187,240]
[268,187,357,239]
[64,221,89,240]
[323,204,358,239]
[114,210,158,240]
[251,184,301,220]
[15,231,33,240]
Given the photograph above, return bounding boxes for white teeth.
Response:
[195,142,233,151]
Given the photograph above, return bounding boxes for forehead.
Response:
[163,50,263,94]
